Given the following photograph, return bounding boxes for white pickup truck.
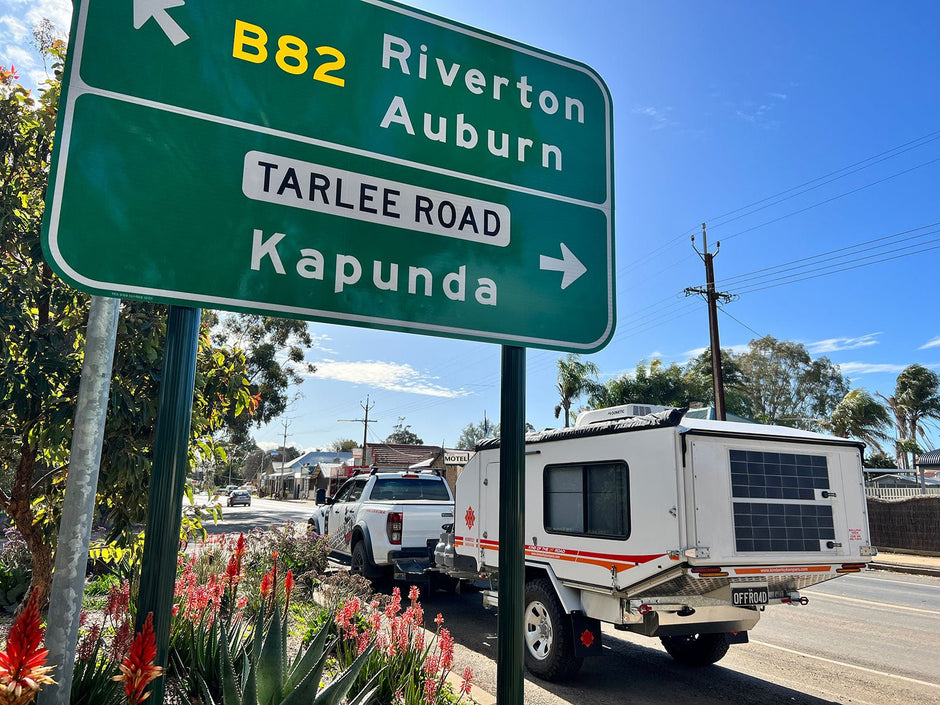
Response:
[309,470,455,581]
[433,406,876,680]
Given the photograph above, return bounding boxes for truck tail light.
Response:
[387,512,403,545]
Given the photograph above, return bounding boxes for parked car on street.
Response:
[227,489,251,507]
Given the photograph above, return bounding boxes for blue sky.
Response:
[5,1,940,454]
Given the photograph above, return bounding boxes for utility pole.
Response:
[685,223,735,421]
[338,395,377,467]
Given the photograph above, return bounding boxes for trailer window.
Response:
[544,462,630,539]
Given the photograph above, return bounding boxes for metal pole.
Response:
[498,345,526,705]
[38,296,120,705]
[135,305,201,705]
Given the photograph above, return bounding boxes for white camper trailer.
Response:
[433,407,875,680]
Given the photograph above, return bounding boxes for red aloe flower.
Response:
[260,572,272,599]
[0,595,56,704]
[460,666,474,695]
[113,612,162,704]
[233,533,246,571]
[284,570,295,612]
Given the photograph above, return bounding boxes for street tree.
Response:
[554,353,600,427]
[456,418,499,450]
[735,336,848,429]
[209,313,316,446]
[328,438,358,453]
[826,389,891,452]
[386,418,424,445]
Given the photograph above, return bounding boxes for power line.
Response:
[616,128,940,280]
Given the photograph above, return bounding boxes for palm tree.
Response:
[554,354,600,428]
[877,364,940,471]
[827,389,891,452]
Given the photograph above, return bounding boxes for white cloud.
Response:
[836,362,908,375]
[807,333,881,354]
[633,105,674,131]
[919,337,940,350]
[308,360,470,399]
[680,344,749,360]
[23,1,72,36]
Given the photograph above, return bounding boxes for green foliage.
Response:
[329,438,358,453]
[84,572,121,597]
[170,611,253,704]
[208,313,317,446]
[386,418,424,445]
[201,603,378,705]
[865,451,897,469]
[735,336,848,429]
[456,418,498,450]
[827,389,891,451]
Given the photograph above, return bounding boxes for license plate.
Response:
[731,585,769,607]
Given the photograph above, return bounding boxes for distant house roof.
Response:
[871,472,940,487]
[918,448,940,467]
[285,451,354,469]
[369,444,442,469]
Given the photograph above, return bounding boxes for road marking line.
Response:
[808,591,940,615]
[751,640,940,689]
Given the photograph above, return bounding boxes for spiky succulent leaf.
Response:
[310,643,375,705]
[284,620,331,693]
[256,606,284,705]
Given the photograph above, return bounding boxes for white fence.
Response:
[865,487,940,500]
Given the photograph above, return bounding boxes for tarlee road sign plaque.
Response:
[43,0,615,351]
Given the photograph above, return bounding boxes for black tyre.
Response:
[660,633,730,666]
[350,541,374,577]
[523,578,583,681]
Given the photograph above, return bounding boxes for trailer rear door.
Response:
[685,432,868,567]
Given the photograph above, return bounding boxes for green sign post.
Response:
[43,0,614,352]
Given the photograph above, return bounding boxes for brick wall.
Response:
[867,496,940,552]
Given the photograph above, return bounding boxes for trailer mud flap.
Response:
[570,613,603,658]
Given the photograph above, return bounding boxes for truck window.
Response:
[371,477,451,501]
[347,479,368,502]
[543,462,630,539]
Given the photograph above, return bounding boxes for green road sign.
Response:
[44,0,615,351]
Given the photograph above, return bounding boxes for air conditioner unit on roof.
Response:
[574,403,676,427]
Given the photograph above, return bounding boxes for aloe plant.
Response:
[201,603,379,705]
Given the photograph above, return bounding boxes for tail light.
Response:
[837,563,866,573]
[387,512,403,545]
[691,566,729,577]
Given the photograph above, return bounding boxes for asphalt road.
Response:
[195,495,315,536]
[200,500,940,704]
[415,568,940,705]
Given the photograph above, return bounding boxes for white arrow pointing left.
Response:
[540,243,587,290]
[134,0,189,46]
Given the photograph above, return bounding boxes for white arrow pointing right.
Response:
[134,0,190,46]
[540,243,587,290]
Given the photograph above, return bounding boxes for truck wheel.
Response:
[523,579,583,681]
[350,541,374,579]
[660,633,730,666]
